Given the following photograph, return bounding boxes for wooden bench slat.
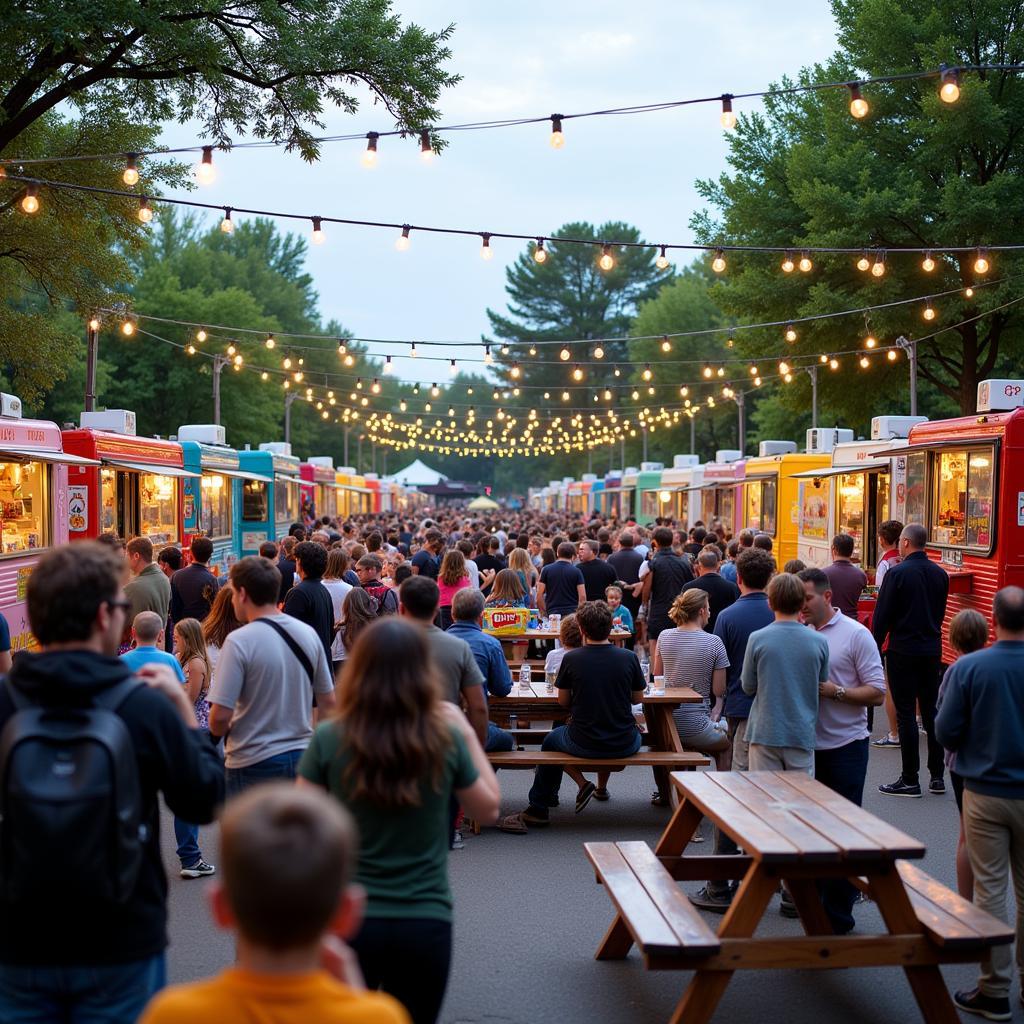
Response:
[584,843,686,956]
[488,751,709,768]
[702,772,841,862]
[616,842,721,954]
[738,771,888,859]
[669,771,802,861]
[897,862,1014,948]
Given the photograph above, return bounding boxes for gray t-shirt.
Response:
[424,625,484,705]
[209,613,336,769]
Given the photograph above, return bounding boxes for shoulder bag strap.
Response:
[250,618,315,689]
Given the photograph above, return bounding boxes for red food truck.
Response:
[885,379,1024,663]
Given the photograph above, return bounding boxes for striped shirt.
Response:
[656,627,730,736]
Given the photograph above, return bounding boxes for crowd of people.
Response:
[0,504,1022,1023]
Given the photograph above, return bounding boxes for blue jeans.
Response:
[815,737,870,933]
[0,953,165,1023]
[225,749,303,799]
[173,817,201,868]
[485,722,514,753]
[527,725,641,815]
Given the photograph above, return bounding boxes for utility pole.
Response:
[689,410,696,455]
[343,426,350,466]
[85,319,100,412]
[642,427,648,463]
[804,365,819,428]
[587,448,593,475]
[734,392,746,454]
[620,436,625,470]
[371,441,377,474]
[284,391,298,443]
[896,335,918,415]
[212,354,229,425]
[357,434,363,472]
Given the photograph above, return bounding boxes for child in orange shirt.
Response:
[140,784,408,1024]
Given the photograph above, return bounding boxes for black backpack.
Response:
[0,677,144,905]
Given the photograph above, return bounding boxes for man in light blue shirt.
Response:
[121,611,185,682]
[446,588,513,752]
[742,573,829,775]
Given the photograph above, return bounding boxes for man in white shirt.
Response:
[799,567,886,934]
[209,556,336,797]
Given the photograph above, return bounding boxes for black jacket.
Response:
[0,650,224,966]
[283,578,335,668]
[871,550,950,657]
[648,551,695,633]
[682,573,741,632]
[170,562,220,623]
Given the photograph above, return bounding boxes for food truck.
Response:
[619,467,639,521]
[698,450,747,537]
[636,462,666,523]
[600,471,624,518]
[567,475,596,516]
[300,457,338,523]
[365,474,382,513]
[660,454,703,528]
[791,417,928,571]
[63,410,189,551]
[589,477,604,516]
[882,380,1024,662]
[739,435,843,567]
[234,441,301,553]
[0,394,100,652]
[335,468,373,517]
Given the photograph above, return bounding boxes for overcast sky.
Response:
[162,2,838,384]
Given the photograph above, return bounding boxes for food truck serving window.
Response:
[837,473,865,558]
[641,490,660,519]
[287,479,301,520]
[243,479,268,521]
[200,472,232,539]
[932,448,995,550]
[0,461,48,554]
[904,452,927,525]
[140,472,178,546]
[745,478,777,535]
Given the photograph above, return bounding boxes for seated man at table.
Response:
[498,601,644,832]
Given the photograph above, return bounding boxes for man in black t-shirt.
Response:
[577,539,617,602]
[282,542,335,670]
[681,547,740,632]
[537,543,585,617]
[410,529,443,579]
[499,601,644,832]
[641,526,695,642]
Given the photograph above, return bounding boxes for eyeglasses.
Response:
[106,599,131,613]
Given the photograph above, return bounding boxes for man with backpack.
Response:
[208,556,336,796]
[0,542,224,1021]
[354,554,399,615]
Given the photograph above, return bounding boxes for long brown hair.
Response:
[203,584,242,648]
[438,548,466,587]
[174,617,211,696]
[340,587,376,652]
[486,567,526,605]
[336,618,451,807]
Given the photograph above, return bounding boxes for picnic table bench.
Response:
[585,770,1012,1024]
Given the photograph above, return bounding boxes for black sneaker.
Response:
[878,778,922,798]
[779,890,799,919]
[688,886,734,914]
[180,860,215,879]
[929,777,946,795]
[953,987,1011,1021]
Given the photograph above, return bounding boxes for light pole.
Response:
[343,426,350,466]
[211,354,230,425]
[734,391,746,454]
[896,335,918,415]
[803,365,819,428]
[642,426,648,463]
[689,409,696,455]
[85,320,100,412]
[284,391,298,443]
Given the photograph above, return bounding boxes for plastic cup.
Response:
[545,670,557,694]
[652,675,666,696]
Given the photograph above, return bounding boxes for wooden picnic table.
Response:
[586,769,1013,1024]
[491,684,702,804]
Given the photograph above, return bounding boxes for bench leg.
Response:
[785,878,833,936]
[595,914,635,960]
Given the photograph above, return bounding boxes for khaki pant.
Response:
[748,743,814,776]
[963,789,1024,998]
[728,717,750,772]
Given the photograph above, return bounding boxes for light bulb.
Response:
[703,365,713,379]
[283,355,292,369]
[871,254,886,277]
[754,376,762,386]
[865,335,877,348]
[642,364,652,381]
[559,347,571,361]
[528,345,537,356]
[88,317,100,331]
[395,225,411,251]
[661,336,671,353]
[510,362,521,379]
[220,208,233,234]
[121,319,135,337]
[449,358,457,376]
[711,248,727,273]
[779,361,790,375]
[372,378,381,394]
[973,249,990,274]
[408,342,417,358]
[849,83,869,119]
[720,94,736,130]
[261,371,269,380]
[603,389,612,400]
[227,343,237,356]
[419,130,434,161]
[430,384,440,398]
[311,216,325,244]
[860,356,870,368]
[137,197,153,223]
[234,354,243,367]
[384,355,394,375]
[655,245,670,270]
[726,335,735,348]
[785,324,797,342]
[196,146,216,184]
[939,68,961,104]
[484,345,493,365]
[196,328,207,343]
[965,286,975,298]
[344,354,355,367]
[922,253,936,272]
[480,234,493,260]
[857,252,871,272]
[534,239,547,263]
[798,252,813,272]
[20,186,38,214]
[362,132,378,167]
[750,365,759,375]
[680,386,689,397]
[573,364,584,381]
[784,373,793,383]
[549,114,565,149]
[923,301,936,321]
[598,244,614,271]
[123,156,139,186]
[887,349,898,361]
[830,358,839,370]
[781,252,795,273]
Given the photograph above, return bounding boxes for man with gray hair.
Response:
[682,547,740,632]
[872,522,950,799]
[446,588,514,753]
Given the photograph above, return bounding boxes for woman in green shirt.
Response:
[298,618,499,1024]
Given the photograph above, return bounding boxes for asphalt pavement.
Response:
[161,726,1011,1024]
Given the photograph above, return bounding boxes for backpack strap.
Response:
[250,618,315,689]
[3,676,142,713]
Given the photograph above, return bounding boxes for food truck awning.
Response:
[881,439,996,458]
[217,468,274,483]
[0,447,100,466]
[789,463,891,480]
[103,459,193,478]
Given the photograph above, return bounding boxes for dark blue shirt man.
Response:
[170,537,220,623]
[537,542,586,618]
[446,588,514,753]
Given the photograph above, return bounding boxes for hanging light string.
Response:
[94,274,1014,358]
[0,62,1008,170]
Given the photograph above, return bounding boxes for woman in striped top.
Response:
[653,589,731,770]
